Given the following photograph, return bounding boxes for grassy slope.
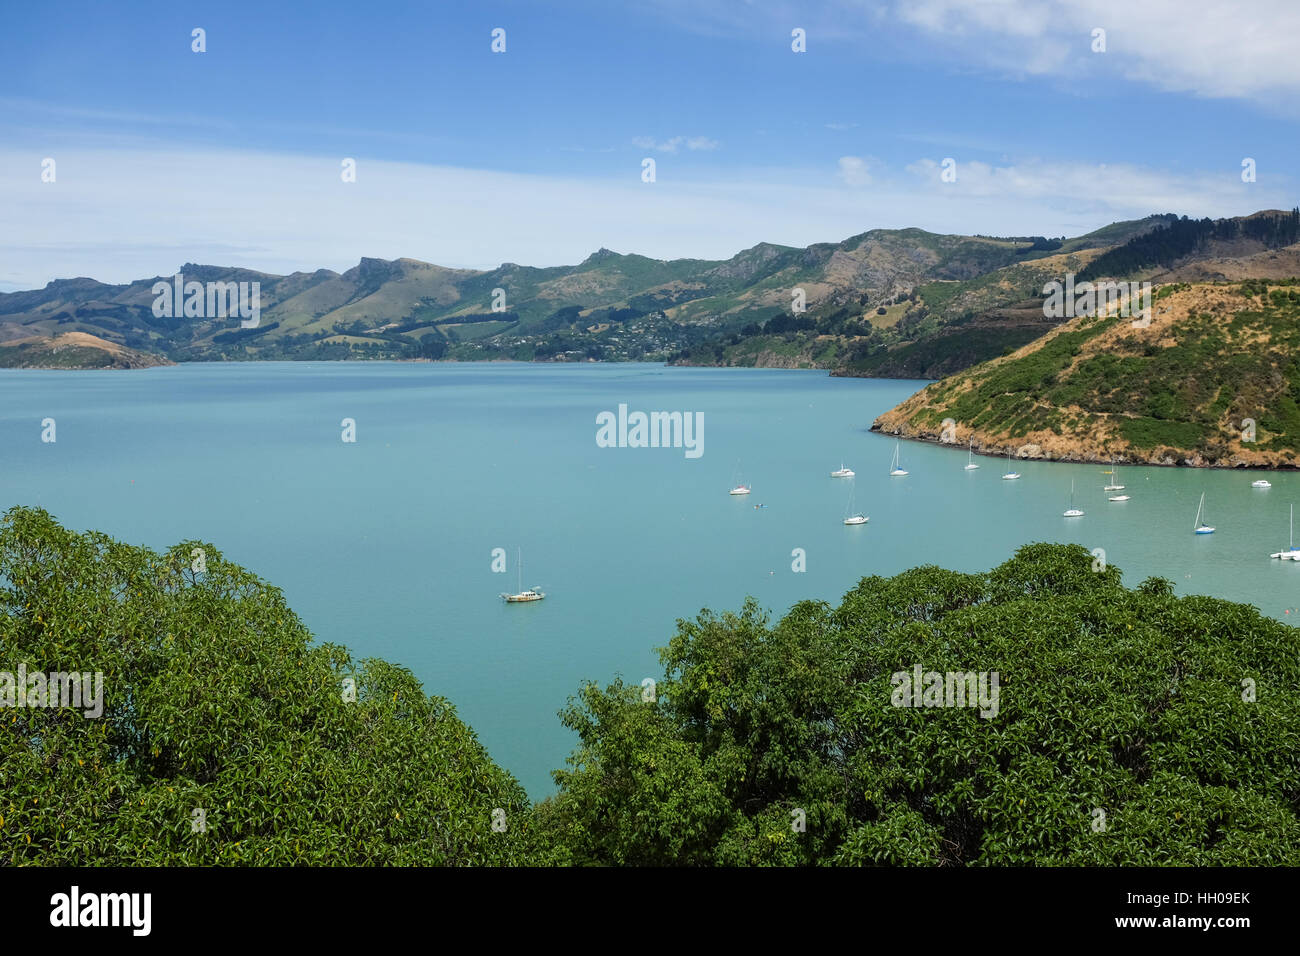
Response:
[873,280,1300,467]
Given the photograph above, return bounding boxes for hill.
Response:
[0,331,174,369]
[3,211,1293,374]
[872,278,1300,468]
[0,219,1168,369]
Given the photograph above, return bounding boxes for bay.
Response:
[3,361,1297,798]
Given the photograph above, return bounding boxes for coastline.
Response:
[871,419,1299,471]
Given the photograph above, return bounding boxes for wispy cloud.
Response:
[0,146,1285,289]
[634,0,1300,109]
[837,156,874,186]
[632,135,720,153]
[890,0,1300,107]
[0,96,238,130]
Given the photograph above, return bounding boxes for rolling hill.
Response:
[872,278,1300,468]
[0,220,1162,369]
[0,331,173,369]
[3,211,1294,377]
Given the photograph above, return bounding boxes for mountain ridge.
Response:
[3,211,1290,373]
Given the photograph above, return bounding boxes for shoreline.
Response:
[871,422,1299,471]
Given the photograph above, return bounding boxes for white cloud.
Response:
[636,1,1300,108]
[685,136,721,151]
[633,135,720,153]
[889,0,1300,104]
[837,156,873,186]
[0,146,1287,289]
[902,154,1271,218]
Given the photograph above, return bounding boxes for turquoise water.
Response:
[4,362,1299,798]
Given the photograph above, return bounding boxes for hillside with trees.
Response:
[0,215,1178,374]
[872,279,1300,468]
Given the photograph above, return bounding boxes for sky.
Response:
[1,0,1297,290]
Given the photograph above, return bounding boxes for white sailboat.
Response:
[842,477,868,525]
[1193,492,1215,534]
[1103,460,1124,492]
[501,547,546,603]
[729,460,751,495]
[1063,479,1084,517]
[1253,479,1272,489]
[889,440,908,477]
[830,463,855,478]
[964,438,979,470]
[1002,449,1021,480]
[1270,504,1300,559]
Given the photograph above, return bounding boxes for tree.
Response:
[10,509,1298,867]
[419,334,447,360]
[540,543,1300,865]
[0,507,550,865]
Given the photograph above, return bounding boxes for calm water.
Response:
[4,362,1299,797]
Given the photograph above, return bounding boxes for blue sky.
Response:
[2,0,1297,289]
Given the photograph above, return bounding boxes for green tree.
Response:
[0,507,550,865]
[542,543,1300,865]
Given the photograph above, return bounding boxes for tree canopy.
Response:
[543,543,1300,865]
[3,507,1297,865]
[0,507,545,865]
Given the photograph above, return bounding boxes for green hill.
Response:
[5,212,1293,374]
[873,278,1300,468]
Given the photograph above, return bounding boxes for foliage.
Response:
[0,507,546,865]
[1080,209,1300,280]
[8,509,1299,866]
[542,543,1300,865]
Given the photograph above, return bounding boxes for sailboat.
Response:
[501,547,546,603]
[729,460,751,495]
[1193,492,1215,534]
[1104,460,1124,492]
[830,463,855,478]
[964,438,979,470]
[1001,449,1021,480]
[889,440,908,477]
[1270,505,1300,559]
[842,477,868,525]
[1063,479,1084,517]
